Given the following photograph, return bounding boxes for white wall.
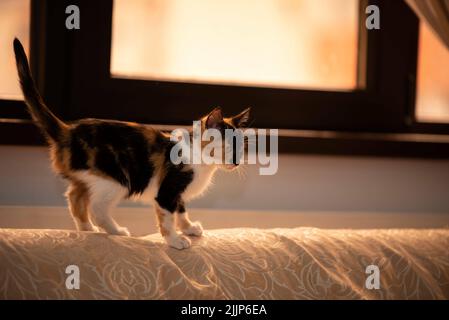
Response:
[1,145,449,214]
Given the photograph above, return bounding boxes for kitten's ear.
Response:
[206,107,224,129]
[231,107,251,127]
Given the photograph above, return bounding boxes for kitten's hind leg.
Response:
[176,200,203,237]
[87,176,130,236]
[66,181,99,232]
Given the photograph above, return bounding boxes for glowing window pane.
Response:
[416,22,449,123]
[111,0,358,90]
[0,0,30,100]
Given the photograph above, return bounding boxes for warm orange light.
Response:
[0,0,30,100]
[416,22,449,123]
[111,0,358,90]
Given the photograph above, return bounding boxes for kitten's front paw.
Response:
[166,234,191,250]
[79,222,100,233]
[109,226,131,237]
[182,221,203,237]
[90,225,101,233]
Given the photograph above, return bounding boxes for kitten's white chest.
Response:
[183,165,217,201]
[137,165,217,204]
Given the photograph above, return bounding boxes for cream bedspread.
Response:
[0,227,448,299]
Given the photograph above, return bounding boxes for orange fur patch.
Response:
[155,206,170,237]
[66,180,90,223]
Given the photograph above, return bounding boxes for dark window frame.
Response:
[1,0,449,158]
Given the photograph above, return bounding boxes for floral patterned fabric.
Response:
[0,227,448,299]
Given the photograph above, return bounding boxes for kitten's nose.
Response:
[225,164,238,171]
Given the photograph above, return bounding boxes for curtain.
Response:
[405,0,449,50]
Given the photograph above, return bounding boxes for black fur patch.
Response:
[177,200,186,214]
[70,136,89,170]
[70,120,155,196]
[155,165,194,213]
[222,122,241,165]
[14,38,64,142]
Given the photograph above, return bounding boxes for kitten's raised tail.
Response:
[13,38,67,142]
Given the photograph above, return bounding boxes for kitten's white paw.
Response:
[90,225,101,233]
[182,221,203,237]
[166,235,191,250]
[78,222,100,233]
[109,226,131,236]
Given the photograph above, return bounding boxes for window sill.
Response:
[1,118,449,159]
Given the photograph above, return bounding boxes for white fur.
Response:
[77,221,99,232]
[182,164,217,201]
[133,164,217,204]
[154,202,192,249]
[73,171,129,236]
[179,215,203,236]
[72,164,217,243]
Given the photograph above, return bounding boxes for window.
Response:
[1,0,448,157]
[416,22,449,124]
[0,0,30,99]
[111,0,359,90]
[66,0,417,132]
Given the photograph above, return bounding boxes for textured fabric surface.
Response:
[0,227,448,299]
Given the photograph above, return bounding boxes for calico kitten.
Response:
[13,38,250,249]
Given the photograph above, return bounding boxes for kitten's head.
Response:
[201,107,251,171]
